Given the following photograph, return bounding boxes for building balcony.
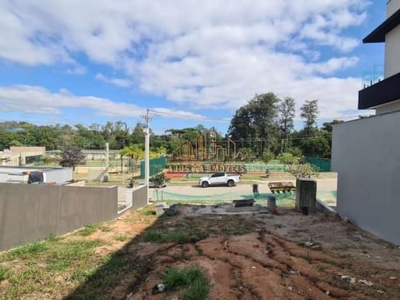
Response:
[363,8,400,43]
[358,71,400,109]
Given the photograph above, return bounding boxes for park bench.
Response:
[268,181,296,194]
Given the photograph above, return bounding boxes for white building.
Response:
[332,0,400,244]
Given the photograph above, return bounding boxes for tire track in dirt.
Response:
[127,230,391,299]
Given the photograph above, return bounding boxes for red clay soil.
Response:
[9,205,397,300]
[118,207,400,300]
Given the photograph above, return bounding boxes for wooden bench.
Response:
[268,181,296,194]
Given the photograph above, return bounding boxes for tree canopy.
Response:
[0,93,340,160]
[59,146,86,171]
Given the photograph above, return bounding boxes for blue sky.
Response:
[0,0,386,135]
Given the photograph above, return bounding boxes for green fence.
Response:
[305,157,331,172]
[140,157,167,178]
[152,189,337,206]
[152,190,297,206]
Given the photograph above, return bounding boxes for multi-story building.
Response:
[332,0,400,244]
[358,0,400,114]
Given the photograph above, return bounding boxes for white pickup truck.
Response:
[198,172,241,188]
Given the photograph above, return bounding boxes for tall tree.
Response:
[131,123,145,146]
[278,97,296,137]
[300,100,319,132]
[228,92,280,153]
[227,106,252,141]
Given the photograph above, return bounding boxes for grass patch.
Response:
[100,226,112,232]
[144,230,195,244]
[77,223,100,236]
[162,265,209,300]
[66,254,137,298]
[47,260,69,272]
[0,265,10,281]
[46,234,62,243]
[144,215,261,245]
[0,238,105,299]
[386,243,398,249]
[321,258,346,269]
[0,241,49,261]
[101,254,126,270]
[71,267,97,281]
[138,205,157,216]
[47,239,103,263]
[114,234,128,242]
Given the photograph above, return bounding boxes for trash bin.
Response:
[252,184,259,194]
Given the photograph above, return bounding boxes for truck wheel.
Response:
[202,181,209,188]
[227,180,234,187]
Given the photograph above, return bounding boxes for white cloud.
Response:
[0,85,209,120]
[0,0,373,121]
[95,73,133,88]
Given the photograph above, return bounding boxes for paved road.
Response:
[117,177,338,207]
[162,178,337,195]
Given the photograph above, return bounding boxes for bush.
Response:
[149,172,167,188]
[262,150,274,164]
[277,152,299,165]
[286,163,319,178]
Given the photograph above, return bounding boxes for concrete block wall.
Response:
[0,183,118,251]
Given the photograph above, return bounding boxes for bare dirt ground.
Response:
[64,203,400,300]
[4,173,398,300]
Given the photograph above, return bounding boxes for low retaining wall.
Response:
[130,185,148,210]
[0,183,118,251]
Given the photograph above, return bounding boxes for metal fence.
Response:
[305,157,331,172]
[140,157,167,178]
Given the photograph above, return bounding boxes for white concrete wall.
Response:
[385,25,400,78]
[332,111,400,244]
[45,168,73,183]
[376,99,400,114]
[387,0,400,17]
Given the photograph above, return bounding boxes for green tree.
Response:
[278,97,296,153]
[9,139,23,146]
[131,123,145,146]
[278,97,296,137]
[301,136,330,158]
[277,152,299,165]
[228,92,280,154]
[120,144,145,172]
[59,146,86,172]
[262,149,274,164]
[287,147,302,158]
[300,100,319,132]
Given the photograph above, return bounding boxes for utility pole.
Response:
[141,109,151,204]
[105,142,109,182]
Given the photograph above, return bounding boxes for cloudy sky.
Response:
[0,0,384,134]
